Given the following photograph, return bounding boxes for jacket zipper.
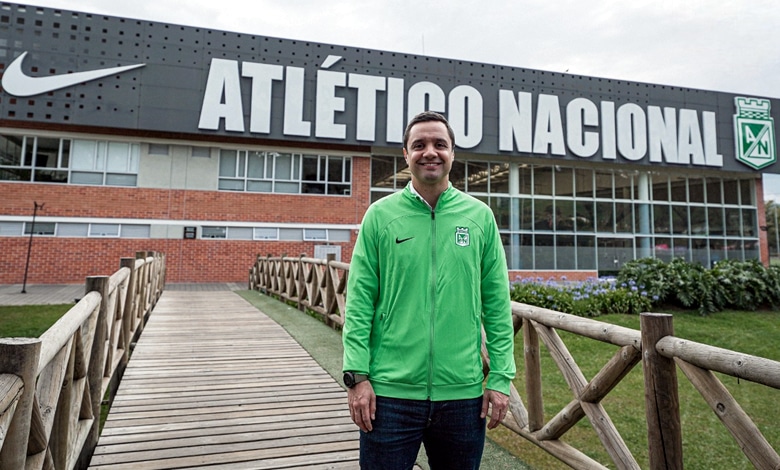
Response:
[428,208,436,399]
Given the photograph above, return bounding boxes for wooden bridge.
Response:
[87,290,358,469]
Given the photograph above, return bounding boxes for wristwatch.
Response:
[343,371,369,388]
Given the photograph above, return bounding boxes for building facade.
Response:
[0,2,777,283]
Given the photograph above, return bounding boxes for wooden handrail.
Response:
[0,251,166,470]
[250,255,780,469]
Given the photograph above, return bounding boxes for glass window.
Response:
[273,153,295,180]
[534,166,554,196]
[574,201,595,232]
[615,202,633,233]
[488,196,512,230]
[742,208,757,237]
[574,168,593,198]
[594,170,613,199]
[517,197,533,230]
[708,207,724,236]
[671,205,688,234]
[89,223,120,237]
[723,180,739,205]
[57,223,89,237]
[706,178,723,204]
[254,228,279,240]
[371,156,397,189]
[490,163,510,194]
[670,175,687,202]
[24,222,55,235]
[614,171,634,200]
[304,229,327,241]
[576,235,596,270]
[106,174,137,186]
[120,225,151,238]
[219,149,239,177]
[0,134,24,166]
[596,201,614,232]
[450,160,466,191]
[556,200,575,231]
[652,175,669,201]
[466,161,489,193]
[653,204,671,234]
[70,139,139,186]
[725,208,741,236]
[228,227,253,240]
[33,137,61,168]
[556,234,576,269]
[71,172,103,185]
[202,226,227,239]
[689,206,707,235]
[247,151,268,179]
[0,221,24,236]
[71,140,99,171]
[517,164,532,195]
[689,177,705,203]
[554,167,574,197]
[740,179,754,205]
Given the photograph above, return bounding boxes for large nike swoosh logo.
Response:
[1,51,146,97]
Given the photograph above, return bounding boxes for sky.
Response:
[15,0,780,199]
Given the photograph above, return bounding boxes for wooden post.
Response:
[523,318,544,431]
[641,312,683,470]
[119,258,136,362]
[324,253,336,328]
[0,338,42,470]
[79,276,110,468]
[297,254,306,312]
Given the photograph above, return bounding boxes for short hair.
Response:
[402,111,456,150]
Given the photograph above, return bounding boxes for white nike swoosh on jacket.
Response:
[1,51,145,97]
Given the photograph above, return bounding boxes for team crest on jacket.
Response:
[455,227,470,247]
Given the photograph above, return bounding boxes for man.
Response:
[342,111,516,469]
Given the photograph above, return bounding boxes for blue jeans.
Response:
[359,396,486,470]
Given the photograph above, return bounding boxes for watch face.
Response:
[343,372,354,388]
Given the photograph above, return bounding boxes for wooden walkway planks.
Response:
[88,291,359,469]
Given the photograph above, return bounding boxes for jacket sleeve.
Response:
[342,206,380,375]
[480,212,517,395]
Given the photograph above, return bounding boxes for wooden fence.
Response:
[249,254,780,469]
[0,251,165,470]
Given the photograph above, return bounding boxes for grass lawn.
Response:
[0,304,74,337]
[488,309,780,470]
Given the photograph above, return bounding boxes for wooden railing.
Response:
[0,251,165,470]
[249,254,780,469]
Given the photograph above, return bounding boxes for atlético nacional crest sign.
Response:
[734,97,777,170]
[455,227,470,247]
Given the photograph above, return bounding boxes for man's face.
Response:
[403,121,454,190]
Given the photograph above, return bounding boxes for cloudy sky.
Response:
[17,0,780,198]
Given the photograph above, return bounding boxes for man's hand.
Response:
[481,389,509,429]
[347,380,376,432]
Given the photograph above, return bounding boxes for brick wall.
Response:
[1,158,371,284]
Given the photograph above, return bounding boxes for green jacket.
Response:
[343,183,516,401]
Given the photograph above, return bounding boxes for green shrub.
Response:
[515,257,780,317]
[510,276,653,317]
[617,257,780,315]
